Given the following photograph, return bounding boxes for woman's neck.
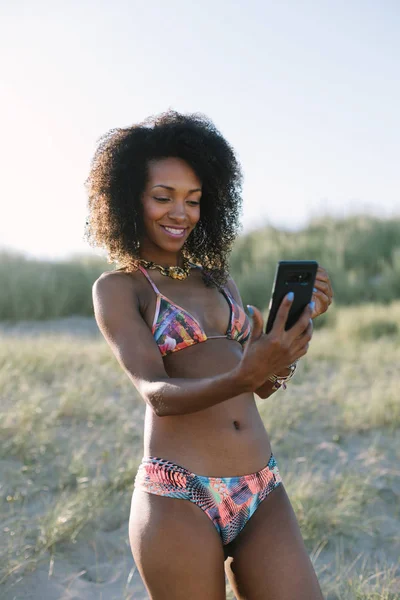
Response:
[138,253,185,268]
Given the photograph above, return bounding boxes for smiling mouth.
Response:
[159,225,187,238]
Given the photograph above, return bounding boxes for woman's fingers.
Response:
[270,292,295,335]
[314,267,334,303]
[246,305,264,342]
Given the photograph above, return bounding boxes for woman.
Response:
[85,110,333,599]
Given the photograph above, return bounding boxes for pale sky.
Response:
[2,0,399,260]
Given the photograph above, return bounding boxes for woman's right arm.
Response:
[93,273,312,417]
[92,273,251,417]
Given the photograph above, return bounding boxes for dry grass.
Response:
[1,302,399,598]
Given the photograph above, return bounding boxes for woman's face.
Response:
[140,157,202,258]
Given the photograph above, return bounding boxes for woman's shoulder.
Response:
[94,267,144,298]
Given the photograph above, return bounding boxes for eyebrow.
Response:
[151,184,202,193]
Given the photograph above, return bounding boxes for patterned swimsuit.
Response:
[134,453,282,546]
[134,264,283,546]
[137,264,251,356]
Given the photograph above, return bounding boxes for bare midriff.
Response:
[143,341,273,478]
[130,266,273,478]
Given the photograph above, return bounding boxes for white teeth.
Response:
[164,227,185,234]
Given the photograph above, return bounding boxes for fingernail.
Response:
[309,301,315,311]
[313,287,317,293]
[287,292,294,301]
[246,305,254,316]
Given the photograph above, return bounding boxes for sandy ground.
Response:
[1,530,149,599]
[1,316,399,599]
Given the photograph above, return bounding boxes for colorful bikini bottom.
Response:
[134,452,283,546]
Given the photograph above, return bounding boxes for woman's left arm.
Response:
[226,266,334,399]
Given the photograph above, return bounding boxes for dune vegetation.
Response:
[1,214,399,598]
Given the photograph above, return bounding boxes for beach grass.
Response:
[1,301,399,598]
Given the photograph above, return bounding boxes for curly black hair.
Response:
[84,109,244,287]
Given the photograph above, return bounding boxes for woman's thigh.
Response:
[129,488,227,600]
[224,484,324,600]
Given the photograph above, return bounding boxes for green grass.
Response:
[2,215,400,322]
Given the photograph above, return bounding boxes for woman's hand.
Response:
[235,293,314,393]
[311,266,334,318]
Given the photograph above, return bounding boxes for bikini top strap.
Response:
[137,265,161,295]
[221,284,232,299]
[219,283,234,306]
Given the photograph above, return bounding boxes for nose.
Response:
[167,202,187,222]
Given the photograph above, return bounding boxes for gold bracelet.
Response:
[267,360,298,390]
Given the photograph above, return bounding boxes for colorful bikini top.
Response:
[138,265,251,357]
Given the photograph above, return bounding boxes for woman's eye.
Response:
[154,197,200,206]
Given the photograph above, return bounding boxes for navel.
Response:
[233,420,240,430]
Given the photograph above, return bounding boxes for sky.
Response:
[1,0,399,261]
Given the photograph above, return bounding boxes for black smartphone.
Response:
[265,261,319,334]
